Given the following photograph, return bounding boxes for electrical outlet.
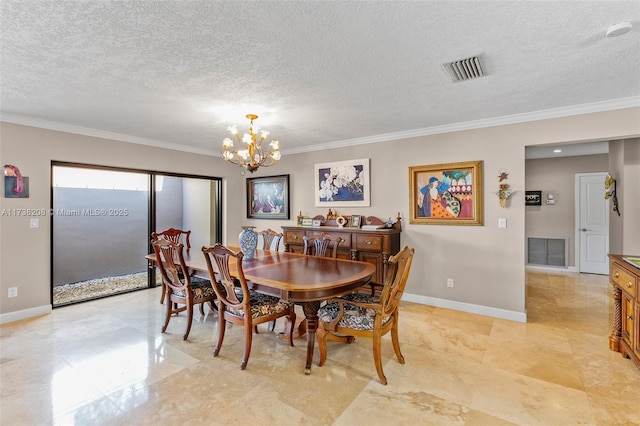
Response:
[447,278,454,288]
[8,287,18,298]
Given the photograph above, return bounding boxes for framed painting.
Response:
[409,160,483,225]
[246,174,290,219]
[525,190,542,206]
[314,158,370,207]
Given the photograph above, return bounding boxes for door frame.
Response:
[574,171,609,274]
[50,161,223,306]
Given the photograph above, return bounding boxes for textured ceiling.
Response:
[1,1,639,157]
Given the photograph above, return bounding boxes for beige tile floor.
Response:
[1,270,639,425]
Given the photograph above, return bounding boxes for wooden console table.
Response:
[609,254,640,370]
[282,214,401,284]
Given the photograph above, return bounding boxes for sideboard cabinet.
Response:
[609,254,640,370]
[282,215,401,284]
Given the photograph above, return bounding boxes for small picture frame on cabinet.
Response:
[349,215,362,228]
[301,218,313,227]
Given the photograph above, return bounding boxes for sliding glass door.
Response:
[52,163,222,307]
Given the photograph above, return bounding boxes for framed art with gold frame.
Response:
[409,160,483,225]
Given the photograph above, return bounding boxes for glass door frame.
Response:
[50,161,223,305]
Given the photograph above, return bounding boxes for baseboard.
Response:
[402,293,527,323]
[526,264,578,273]
[0,304,52,324]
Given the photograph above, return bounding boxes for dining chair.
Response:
[152,227,192,304]
[303,233,344,258]
[288,233,346,337]
[201,243,296,370]
[151,237,217,341]
[254,229,283,333]
[316,246,414,385]
[259,228,283,251]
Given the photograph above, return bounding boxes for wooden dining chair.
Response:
[316,246,414,385]
[152,238,217,341]
[201,244,296,370]
[152,227,192,304]
[303,233,344,258]
[254,228,283,333]
[259,228,283,251]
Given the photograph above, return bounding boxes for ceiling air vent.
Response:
[443,55,485,82]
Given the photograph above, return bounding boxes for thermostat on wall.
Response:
[546,193,555,205]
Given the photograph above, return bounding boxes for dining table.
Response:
[147,248,375,374]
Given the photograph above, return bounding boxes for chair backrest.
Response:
[259,228,283,251]
[379,246,414,316]
[152,237,190,294]
[152,227,191,250]
[303,233,344,258]
[202,244,249,308]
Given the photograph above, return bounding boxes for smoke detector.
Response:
[605,22,633,38]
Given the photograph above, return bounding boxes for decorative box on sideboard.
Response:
[282,213,401,285]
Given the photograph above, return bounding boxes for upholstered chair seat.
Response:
[171,276,216,300]
[225,287,294,319]
[318,293,391,331]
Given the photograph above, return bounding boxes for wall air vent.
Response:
[443,55,485,82]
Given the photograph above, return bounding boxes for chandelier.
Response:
[221,114,281,173]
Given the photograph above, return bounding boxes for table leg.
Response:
[302,300,321,375]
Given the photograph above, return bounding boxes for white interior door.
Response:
[577,172,609,274]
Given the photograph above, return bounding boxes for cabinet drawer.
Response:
[285,230,305,245]
[612,263,637,297]
[307,231,351,248]
[356,234,383,251]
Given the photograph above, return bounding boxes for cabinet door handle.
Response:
[614,272,620,278]
[627,281,633,288]
[365,240,372,245]
[627,315,634,320]
[292,235,298,240]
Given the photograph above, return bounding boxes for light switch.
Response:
[498,218,507,228]
[30,218,39,228]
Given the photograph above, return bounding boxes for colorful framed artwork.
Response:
[314,158,370,207]
[525,190,542,206]
[4,176,29,198]
[246,174,290,219]
[409,160,484,225]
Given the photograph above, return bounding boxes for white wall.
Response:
[1,107,639,323]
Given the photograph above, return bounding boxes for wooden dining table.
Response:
[147,248,375,374]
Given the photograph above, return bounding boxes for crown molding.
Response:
[0,113,216,157]
[2,96,638,156]
[283,96,640,154]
